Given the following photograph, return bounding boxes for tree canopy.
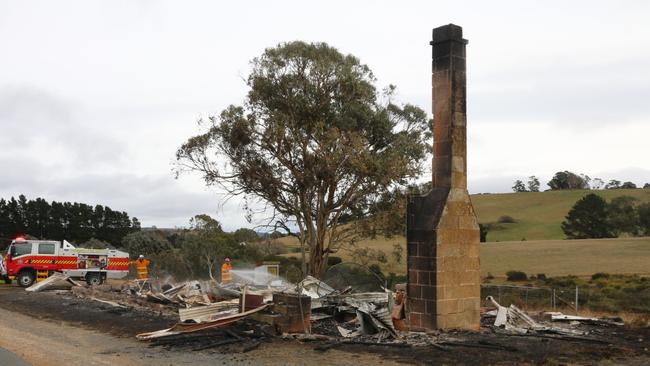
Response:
[605,180,621,189]
[180,215,241,280]
[512,180,526,192]
[547,171,590,190]
[527,176,540,192]
[0,195,140,246]
[176,41,431,277]
[233,228,259,244]
[119,215,262,280]
[607,196,640,236]
[638,203,650,236]
[121,230,172,258]
[621,181,637,189]
[561,194,615,239]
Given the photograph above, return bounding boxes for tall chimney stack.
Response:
[406,24,480,331]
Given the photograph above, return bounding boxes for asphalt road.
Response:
[0,347,31,366]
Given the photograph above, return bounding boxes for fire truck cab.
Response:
[3,238,130,287]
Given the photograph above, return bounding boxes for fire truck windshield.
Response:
[11,243,32,257]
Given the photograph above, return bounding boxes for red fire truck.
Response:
[2,237,130,287]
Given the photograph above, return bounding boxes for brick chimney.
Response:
[406,24,480,331]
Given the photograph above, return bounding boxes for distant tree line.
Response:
[562,194,650,239]
[0,199,280,280]
[512,176,541,192]
[512,171,648,192]
[119,214,299,280]
[0,195,140,247]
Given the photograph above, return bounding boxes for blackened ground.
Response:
[0,284,175,337]
[337,328,650,366]
[0,284,649,365]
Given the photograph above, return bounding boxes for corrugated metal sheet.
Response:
[178,299,239,322]
[327,292,389,304]
[137,304,269,340]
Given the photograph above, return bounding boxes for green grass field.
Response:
[280,236,650,277]
[278,188,650,277]
[473,188,650,242]
[480,237,650,278]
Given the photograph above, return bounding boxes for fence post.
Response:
[525,288,528,309]
[575,285,579,314]
[552,289,556,311]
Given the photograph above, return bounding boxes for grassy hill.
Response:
[277,188,650,277]
[280,236,650,277]
[473,188,650,242]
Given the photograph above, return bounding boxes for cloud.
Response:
[0,86,126,170]
[0,163,247,229]
[470,58,650,127]
[0,86,251,230]
[1,1,649,229]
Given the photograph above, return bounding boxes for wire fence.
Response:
[481,284,583,313]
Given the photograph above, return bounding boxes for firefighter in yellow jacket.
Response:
[131,255,150,280]
[221,258,232,284]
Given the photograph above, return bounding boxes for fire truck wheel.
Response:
[17,271,35,287]
[86,273,102,286]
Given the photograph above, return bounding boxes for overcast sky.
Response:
[1,1,649,230]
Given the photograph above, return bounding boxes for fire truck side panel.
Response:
[4,240,129,280]
[63,269,128,279]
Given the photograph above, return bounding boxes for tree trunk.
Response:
[308,237,326,278]
[299,238,307,276]
[207,261,215,281]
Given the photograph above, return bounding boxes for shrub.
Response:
[506,270,528,281]
[592,272,610,280]
[327,256,342,266]
[497,215,516,224]
[386,272,407,290]
[536,273,547,280]
[545,276,577,288]
[485,272,495,280]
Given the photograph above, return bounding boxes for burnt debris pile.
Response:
[22,270,635,356]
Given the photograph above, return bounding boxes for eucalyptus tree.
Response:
[176,41,430,277]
